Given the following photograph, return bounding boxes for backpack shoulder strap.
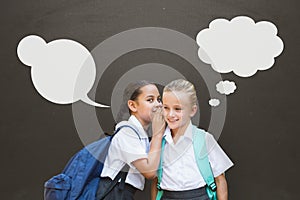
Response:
[98,164,129,200]
[98,124,141,200]
[156,136,166,200]
[192,126,217,199]
[113,124,141,140]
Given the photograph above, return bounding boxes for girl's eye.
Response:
[157,97,162,103]
[163,106,169,110]
[175,107,182,111]
[147,99,154,102]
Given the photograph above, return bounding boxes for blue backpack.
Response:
[156,126,217,200]
[44,125,140,200]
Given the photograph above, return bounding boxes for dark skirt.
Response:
[96,177,137,200]
[161,187,209,200]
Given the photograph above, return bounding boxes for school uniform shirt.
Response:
[160,121,234,191]
[100,115,150,190]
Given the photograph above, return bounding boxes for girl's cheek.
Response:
[163,110,168,117]
[163,114,168,120]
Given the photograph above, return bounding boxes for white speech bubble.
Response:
[17,35,109,107]
[209,99,220,107]
[196,16,284,77]
[216,80,237,95]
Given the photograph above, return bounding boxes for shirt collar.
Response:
[163,121,193,144]
[116,115,149,139]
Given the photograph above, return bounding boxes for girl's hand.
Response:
[151,107,165,137]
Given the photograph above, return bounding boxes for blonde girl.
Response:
[152,79,233,200]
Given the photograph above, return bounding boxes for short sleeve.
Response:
[113,128,148,164]
[206,133,234,177]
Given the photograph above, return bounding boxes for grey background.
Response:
[1,0,299,199]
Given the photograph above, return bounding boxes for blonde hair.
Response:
[163,79,198,106]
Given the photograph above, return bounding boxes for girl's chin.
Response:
[167,122,179,129]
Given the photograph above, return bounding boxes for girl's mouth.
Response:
[167,118,178,123]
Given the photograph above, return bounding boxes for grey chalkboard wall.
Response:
[1,0,299,199]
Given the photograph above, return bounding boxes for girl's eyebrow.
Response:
[174,104,183,107]
[145,94,159,98]
[163,103,182,107]
[145,95,155,98]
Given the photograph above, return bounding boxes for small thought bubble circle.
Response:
[216,80,237,95]
[209,99,220,107]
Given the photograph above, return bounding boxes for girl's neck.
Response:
[171,121,190,143]
[132,114,149,131]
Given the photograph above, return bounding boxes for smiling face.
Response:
[162,91,197,135]
[128,84,162,128]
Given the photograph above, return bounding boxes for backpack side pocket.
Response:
[44,173,71,200]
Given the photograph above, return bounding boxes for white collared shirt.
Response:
[100,115,150,190]
[160,122,234,191]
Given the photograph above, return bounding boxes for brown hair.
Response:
[116,80,154,123]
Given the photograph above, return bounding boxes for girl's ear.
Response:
[128,100,137,113]
[190,105,197,117]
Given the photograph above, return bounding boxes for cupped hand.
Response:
[151,107,165,137]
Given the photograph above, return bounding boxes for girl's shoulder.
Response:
[114,121,141,140]
[194,126,210,136]
[194,126,217,143]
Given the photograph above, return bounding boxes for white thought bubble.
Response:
[17,35,109,107]
[209,99,220,107]
[216,80,237,95]
[196,16,284,77]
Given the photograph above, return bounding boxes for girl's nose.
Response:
[155,99,162,107]
[168,109,175,117]
[152,100,162,112]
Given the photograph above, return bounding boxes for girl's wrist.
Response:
[151,132,163,139]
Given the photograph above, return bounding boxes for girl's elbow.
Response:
[215,173,227,184]
[143,171,157,179]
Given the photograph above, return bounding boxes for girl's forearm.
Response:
[151,177,158,200]
[215,173,228,200]
[132,134,163,179]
